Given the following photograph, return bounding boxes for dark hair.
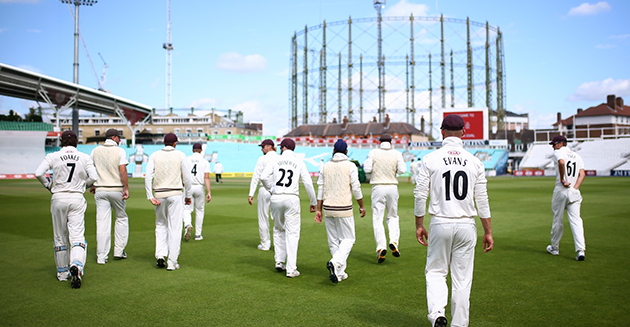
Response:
[61,136,78,147]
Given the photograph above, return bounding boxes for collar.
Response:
[379,142,392,150]
[442,137,463,147]
[163,146,175,151]
[104,139,118,146]
[331,152,349,162]
[281,149,295,157]
[266,150,279,156]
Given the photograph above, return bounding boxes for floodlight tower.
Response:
[374,0,385,122]
[163,0,174,112]
[60,0,97,133]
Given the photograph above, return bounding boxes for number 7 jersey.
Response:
[553,147,584,187]
[414,137,491,219]
[36,146,98,194]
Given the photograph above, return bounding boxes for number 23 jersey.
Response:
[261,149,316,205]
[414,137,491,219]
[553,147,584,188]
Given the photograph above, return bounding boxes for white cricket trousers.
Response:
[371,184,400,252]
[270,194,301,273]
[184,185,206,237]
[257,187,272,247]
[94,191,128,261]
[551,186,586,252]
[51,193,87,276]
[325,215,355,277]
[155,194,184,268]
[426,217,477,327]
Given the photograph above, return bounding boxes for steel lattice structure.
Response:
[289,14,505,138]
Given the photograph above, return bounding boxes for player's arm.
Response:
[145,154,159,204]
[396,152,406,174]
[118,148,130,199]
[349,165,365,217]
[415,215,428,246]
[363,151,374,173]
[314,200,324,223]
[204,172,212,202]
[85,157,98,187]
[260,162,274,192]
[557,158,570,187]
[248,157,264,203]
[35,157,52,191]
[574,169,585,190]
[480,217,493,252]
[180,155,193,205]
[299,162,317,212]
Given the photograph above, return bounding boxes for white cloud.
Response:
[384,0,430,17]
[567,78,630,101]
[0,28,8,33]
[610,34,630,39]
[595,44,616,49]
[568,2,611,16]
[216,52,267,73]
[231,101,286,136]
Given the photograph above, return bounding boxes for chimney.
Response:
[421,116,425,134]
[557,112,562,123]
[577,108,583,114]
[342,116,349,129]
[616,97,624,108]
[607,94,616,109]
[384,114,390,128]
[332,117,338,124]
[373,116,377,122]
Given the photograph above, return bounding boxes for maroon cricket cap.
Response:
[61,130,77,140]
[379,134,393,143]
[259,139,274,147]
[278,138,296,150]
[192,143,202,150]
[440,114,465,131]
[549,135,567,145]
[105,129,119,138]
[164,133,178,144]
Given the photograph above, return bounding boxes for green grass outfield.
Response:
[0,176,629,326]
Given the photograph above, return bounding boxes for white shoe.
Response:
[97,258,108,265]
[57,270,70,281]
[167,263,180,271]
[286,270,300,278]
[195,235,203,241]
[576,250,585,261]
[257,243,270,251]
[338,273,348,281]
[546,245,559,256]
[275,262,286,272]
[184,225,193,241]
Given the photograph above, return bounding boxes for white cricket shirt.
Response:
[185,152,211,186]
[553,146,585,187]
[36,146,98,194]
[260,149,317,206]
[248,150,279,197]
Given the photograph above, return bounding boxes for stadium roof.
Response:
[0,62,152,125]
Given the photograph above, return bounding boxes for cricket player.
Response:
[145,133,192,271]
[261,138,317,278]
[248,139,279,251]
[363,133,406,263]
[415,114,493,327]
[183,143,212,241]
[214,161,224,183]
[90,129,130,264]
[547,135,586,261]
[408,158,418,183]
[36,130,98,289]
[314,139,366,284]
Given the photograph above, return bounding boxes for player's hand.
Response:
[206,194,212,203]
[309,205,316,213]
[89,185,96,194]
[248,196,253,205]
[416,226,428,246]
[314,211,322,223]
[150,198,161,206]
[561,180,571,188]
[359,207,366,218]
[185,197,192,205]
[483,233,494,253]
[122,189,130,200]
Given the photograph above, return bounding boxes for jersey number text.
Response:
[276,168,294,187]
[442,170,468,201]
[66,163,76,183]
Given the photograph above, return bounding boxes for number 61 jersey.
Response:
[413,137,491,219]
[36,146,98,194]
[553,147,584,187]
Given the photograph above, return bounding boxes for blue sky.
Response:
[0,0,628,138]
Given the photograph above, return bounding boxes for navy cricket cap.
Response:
[549,135,567,145]
[259,139,274,147]
[192,143,203,150]
[441,114,465,130]
[334,139,347,152]
[61,130,77,140]
[105,129,119,138]
[379,134,393,143]
[164,133,178,144]
[279,138,296,150]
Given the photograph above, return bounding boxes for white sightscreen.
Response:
[0,131,47,174]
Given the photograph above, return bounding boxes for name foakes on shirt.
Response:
[442,150,468,167]
[60,154,80,162]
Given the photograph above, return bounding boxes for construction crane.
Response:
[98,52,108,92]
[163,0,174,111]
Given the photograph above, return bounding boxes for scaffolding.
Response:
[289,14,505,139]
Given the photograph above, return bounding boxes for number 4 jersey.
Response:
[36,146,98,194]
[414,137,491,219]
[553,146,584,188]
